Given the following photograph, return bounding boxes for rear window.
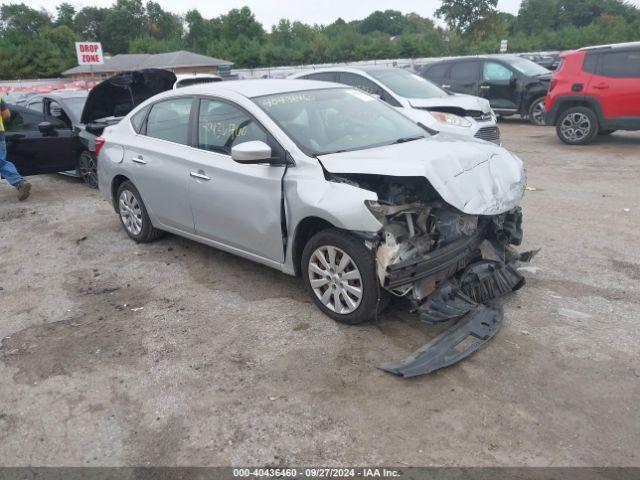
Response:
[303,72,338,82]
[130,106,149,133]
[450,62,479,82]
[424,63,449,79]
[600,50,640,78]
[582,53,598,74]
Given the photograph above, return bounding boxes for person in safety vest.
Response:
[0,97,31,201]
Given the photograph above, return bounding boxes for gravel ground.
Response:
[0,121,639,467]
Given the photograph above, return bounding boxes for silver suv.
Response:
[97,80,532,377]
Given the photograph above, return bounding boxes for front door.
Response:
[4,105,79,176]
[187,97,285,263]
[480,61,519,111]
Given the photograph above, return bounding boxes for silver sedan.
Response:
[97,79,533,377]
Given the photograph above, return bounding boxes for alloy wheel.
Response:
[531,100,546,125]
[560,112,591,142]
[78,151,98,188]
[119,190,143,236]
[308,245,363,314]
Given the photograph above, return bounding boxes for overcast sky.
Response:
[16,0,640,29]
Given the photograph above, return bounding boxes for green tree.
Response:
[435,0,499,40]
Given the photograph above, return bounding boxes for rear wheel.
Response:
[301,228,385,324]
[77,150,98,189]
[528,97,546,126]
[556,107,598,145]
[116,181,163,243]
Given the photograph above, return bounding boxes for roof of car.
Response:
[579,41,640,52]
[175,79,343,98]
[34,90,89,100]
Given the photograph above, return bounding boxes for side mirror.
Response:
[231,141,273,164]
[38,121,56,135]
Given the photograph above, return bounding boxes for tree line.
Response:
[0,0,639,79]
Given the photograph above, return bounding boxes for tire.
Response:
[556,106,598,145]
[598,129,616,136]
[116,181,163,243]
[528,97,546,126]
[301,228,385,325]
[77,150,98,189]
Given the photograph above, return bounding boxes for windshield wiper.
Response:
[391,135,424,145]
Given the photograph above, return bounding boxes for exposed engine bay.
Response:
[327,172,538,378]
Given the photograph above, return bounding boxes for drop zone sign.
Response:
[75,42,104,65]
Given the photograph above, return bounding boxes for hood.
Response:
[409,95,491,115]
[81,69,176,124]
[318,134,525,216]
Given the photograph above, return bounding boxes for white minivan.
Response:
[291,67,500,144]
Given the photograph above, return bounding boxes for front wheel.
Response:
[556,107,598,145]
[301,228,385,325]
[77,151,98,188]
[116,181,163,243]
[528,97,546,126]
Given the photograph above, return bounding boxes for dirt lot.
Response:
[0,121,639,467]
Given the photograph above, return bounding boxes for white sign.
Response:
[500,39,508,53]
[75,42,104,65]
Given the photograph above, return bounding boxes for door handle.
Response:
[441,84,451,89]
[593,83,609,90]
[131,155,147,164]
[190,171,211,181]
[480,85,491,90]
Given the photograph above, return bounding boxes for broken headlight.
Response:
[429,111,472,128]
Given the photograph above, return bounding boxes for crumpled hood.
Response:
[409,94,492,114]
[81,69,176,124]
[318,134,525,216]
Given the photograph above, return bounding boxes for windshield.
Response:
[255,88,427,156]
[367,69,448,99]
[64,97,88,122]
[506,57,550,76]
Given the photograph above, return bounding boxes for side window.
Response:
[483,62,513,81]
[582,53,598,74]
[130,106,149,133]
[339,73,382,97]
[4,107,44,132]
[450,62,480,82]
[197,98,268,155]
[425,63,449,80]
[47,100,71,129]
[304,72,337,82]
[600,50,640,78]
[26,99,43,112]
[145,98,192,145]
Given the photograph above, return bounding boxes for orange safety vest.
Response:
[0,96,4,132]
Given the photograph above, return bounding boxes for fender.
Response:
[545,95,605,125]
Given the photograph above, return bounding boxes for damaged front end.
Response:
[329,173,537,378]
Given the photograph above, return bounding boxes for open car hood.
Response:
[317,135,525,216]
[81,69,176,124]
[408,95,491,114]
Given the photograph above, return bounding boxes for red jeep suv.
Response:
[545,42,640,145]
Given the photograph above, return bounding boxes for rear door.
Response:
[447,60,481,96]
[123,97,196,232]
[4,105,79,176]
[589,47,640,119]
[480,60,519,111]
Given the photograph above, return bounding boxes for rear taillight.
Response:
[549,78,557,91]
[95,137,106,157]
